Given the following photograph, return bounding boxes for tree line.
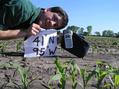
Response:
[66,25,119,37]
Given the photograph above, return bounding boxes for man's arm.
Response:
[0,30,27,40]
[0,23,41,40]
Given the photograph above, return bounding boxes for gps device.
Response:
[63,30,73,48]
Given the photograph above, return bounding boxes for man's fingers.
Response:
[32,23,41,30]
[27,23,41,36]
[31,27,39,35]
[31,29,37,36]
[32,27,39,33]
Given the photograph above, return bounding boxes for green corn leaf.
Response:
[86,70,96,84]
[79,69,85,79]
[114,75,119,87]
[98,71,108,83]
[48,74,62,89]
[96,61,106,65]
[0,63,11,69]
[50,74,62,82]
[77,81,83,89]
[74,64,80,72]
[79,69,86,86]
[55,58,63,73]
[103,83,111,89]
[72,82,77,89]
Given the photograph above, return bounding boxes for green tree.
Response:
[67,25,80,33]
[86,26,92,36]
[114,32,119,37]
[102,30,114,37]
[95,31,101,36]
[83,32,88,36]
[77,27,84,35]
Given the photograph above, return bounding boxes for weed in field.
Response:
[16,41,23,52]
[0,43,6,53]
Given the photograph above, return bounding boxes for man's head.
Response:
[39,6,68,30]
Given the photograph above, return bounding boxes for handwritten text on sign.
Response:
[24,30,57,57]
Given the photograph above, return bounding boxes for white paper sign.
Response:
[24,30,57,57]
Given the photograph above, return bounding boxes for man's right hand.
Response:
[26,23,41,36]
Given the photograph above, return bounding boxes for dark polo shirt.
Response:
[0,0,40,30]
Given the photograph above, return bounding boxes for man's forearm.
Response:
[0,29,27,40]
[0,23,41,40]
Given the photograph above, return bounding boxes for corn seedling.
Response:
[48,57,68,89]
[106,64,119,89]
[94,61,112,89]
[68,59,80,89]
[10,62,39,89]
[48,58,84,89]
[0,63,14,89]
[0,61,37,89]
[79,67,96,89]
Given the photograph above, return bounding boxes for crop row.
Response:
[0,58,119,89]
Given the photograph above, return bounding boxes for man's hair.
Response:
[49,6,69,30]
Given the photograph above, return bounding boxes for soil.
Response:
[0,39,119,89]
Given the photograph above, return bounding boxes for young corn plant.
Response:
[48,58,83,89]
[13,63,29,89]
[94,61,111,89]
[0,61,37,89]
[48,57,68,89]
[65,59,95,89]
[68,60,79,89]
[79,67,96,89]
[96,61,119,89]
[112,73,119,89]
[106,64,119,89]
[0,62,15,89]
[9,61,38,89]
[60,59,80,89]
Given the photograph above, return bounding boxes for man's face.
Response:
[40,9,63,29]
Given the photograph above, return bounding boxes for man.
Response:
[0,0,68,40]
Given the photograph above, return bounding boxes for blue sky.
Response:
[31,0,119,34]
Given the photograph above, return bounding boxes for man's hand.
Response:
[26,23,41,36]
